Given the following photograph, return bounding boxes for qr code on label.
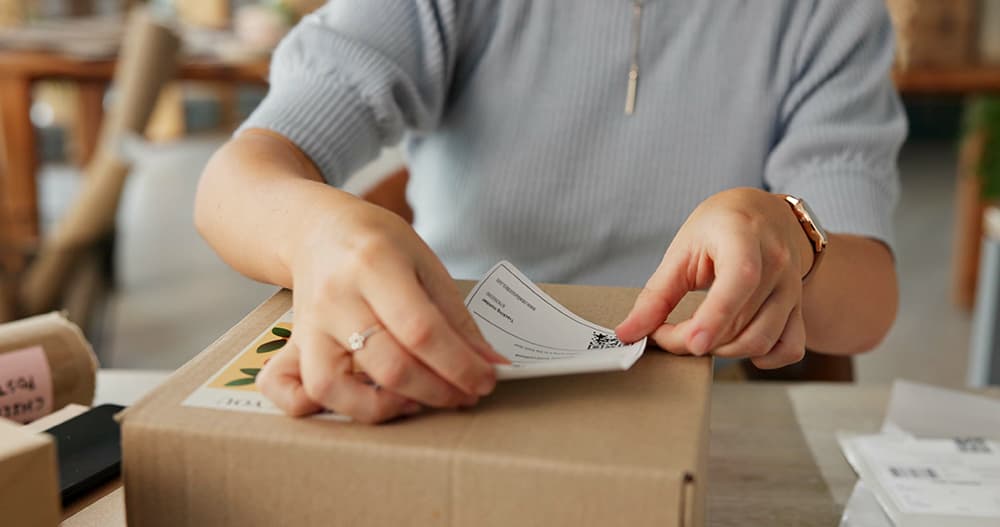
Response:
[587,332,623,350]
[889,466,939,479]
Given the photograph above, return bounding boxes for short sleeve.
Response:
[764,0,907,250]
[238,0,465,186]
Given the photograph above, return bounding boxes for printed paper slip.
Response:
[838,380,1000,527]
[465,261,646,380]
[184,261,647,415]
[839,435,1000,526]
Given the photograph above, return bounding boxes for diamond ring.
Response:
[348,324,382,352]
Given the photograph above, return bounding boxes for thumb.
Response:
[256,339,323,417]
[616,249,690,343]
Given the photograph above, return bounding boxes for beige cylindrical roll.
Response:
[19,153,130,316]
[0,313,97,423]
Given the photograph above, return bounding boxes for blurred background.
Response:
[1,0,999,387]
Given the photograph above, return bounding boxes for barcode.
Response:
[955,437,992,454]
[587,332,623,350]
[889,466,939,479]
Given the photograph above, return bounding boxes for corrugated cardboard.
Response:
[0,417,61,527]
[0,313,98,420]
[121,283,712,527]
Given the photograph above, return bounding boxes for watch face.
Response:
[798,200,828,246]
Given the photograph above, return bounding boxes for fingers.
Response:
[652,277,804,370]
[713,268,780,346]
[360,257,496,397]
[354,332,478,408]
[655,274,778,354]
[650,320,694,354]
[647,321,692,355]
[711,286,794,359]
[327,296,478,408]
[751,303,806,370]
[616,246,691,344]
[256,340,323,417]
[684,238,762,354]
[296,329,418,424]
[416,255,510,365]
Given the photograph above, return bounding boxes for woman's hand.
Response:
[616,188,815,369]
[256,200,507,423]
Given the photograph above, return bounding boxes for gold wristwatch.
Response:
[780,195,828,282]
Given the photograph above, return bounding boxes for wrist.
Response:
[281,184,359,280]
[703,188,819,279]
[773,194,817,280]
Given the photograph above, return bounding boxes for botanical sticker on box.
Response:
[183,311,345,420]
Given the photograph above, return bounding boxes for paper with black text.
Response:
[465,261,647,380]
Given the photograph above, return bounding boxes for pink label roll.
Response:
[0,346,53,424]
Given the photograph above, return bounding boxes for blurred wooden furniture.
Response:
[740,351,855,383]
[16,10,181,318]
[892,66,1000,309]
[362,168,414,224]
[894,65,1000,93]
[0,48,268,273]
[0,10,186,327]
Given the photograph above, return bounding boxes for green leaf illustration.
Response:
[256,338,287,354]
[240,368,261,377]
[225,377,256,386]
[272,327,291,338]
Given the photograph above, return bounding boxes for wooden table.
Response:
[708,383,845,526]
[0,48,269,264]
[58,372,897,526]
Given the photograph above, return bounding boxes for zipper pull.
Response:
[625,0,643,115]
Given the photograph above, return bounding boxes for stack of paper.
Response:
[838,381,1000,527]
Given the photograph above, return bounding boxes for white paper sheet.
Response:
[465,261,647,380]
[838,380,1000,527]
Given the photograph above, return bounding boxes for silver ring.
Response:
[348,324,382,352]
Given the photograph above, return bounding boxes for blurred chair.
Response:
[969,206,1000,387]
[9,9,180,324]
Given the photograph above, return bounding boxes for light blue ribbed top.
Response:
[241,0,906,286]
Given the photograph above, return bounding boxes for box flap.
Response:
[0,417,61,527]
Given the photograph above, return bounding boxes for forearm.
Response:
[194,129,358,288]
[801,233,898,355]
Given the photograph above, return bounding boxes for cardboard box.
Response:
[121,283,712,526]
[0,417,61,527]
